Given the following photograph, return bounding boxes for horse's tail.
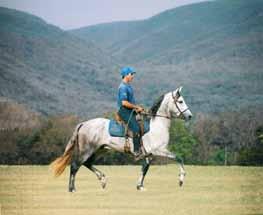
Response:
[50,123,83,177]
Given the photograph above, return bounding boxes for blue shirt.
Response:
[117,82,136,108]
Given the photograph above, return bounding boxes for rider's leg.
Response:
[118,107,142,154]
[128,116,141,154]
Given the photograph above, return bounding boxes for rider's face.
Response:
[127,73,134,82]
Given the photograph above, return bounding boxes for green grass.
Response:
[0,165,263,215]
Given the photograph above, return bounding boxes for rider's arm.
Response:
[122,101,143,112]
[119,85,143,112]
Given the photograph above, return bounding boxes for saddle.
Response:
[108,112,150,152]
[109,112,150,137]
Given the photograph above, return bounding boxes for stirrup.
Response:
[134,151,144,161]
[133,145,146,161]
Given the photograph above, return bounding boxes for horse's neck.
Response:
[150,117,171,134]
[149,96,171,142]
[147,116,171,154]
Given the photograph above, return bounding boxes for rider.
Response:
[117,67,144,157]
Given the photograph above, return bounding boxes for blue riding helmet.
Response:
[120,67,136,77]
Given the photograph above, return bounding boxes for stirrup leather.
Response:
[124,137,131,153]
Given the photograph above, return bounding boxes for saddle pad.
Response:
[108,120,126,137]
[108,119,150,137]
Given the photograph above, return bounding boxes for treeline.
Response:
[0,101,262,165]
[169,106,263,165]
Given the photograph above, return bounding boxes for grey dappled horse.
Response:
[51,87,192,192]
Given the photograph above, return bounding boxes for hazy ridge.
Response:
[1,0,263,117]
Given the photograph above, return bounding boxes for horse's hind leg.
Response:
[69,159,81,192]
[69,149,96,192]
[83,154,107,189]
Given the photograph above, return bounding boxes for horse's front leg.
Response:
[177,157,186,186]
[137,157,151,191]
[164,151,186,186]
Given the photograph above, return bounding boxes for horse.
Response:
[51,86,192,192]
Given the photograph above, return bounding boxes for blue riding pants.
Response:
[118,107,141,152]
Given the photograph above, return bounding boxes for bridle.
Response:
[142,91,189,120]
[171,91,189,119]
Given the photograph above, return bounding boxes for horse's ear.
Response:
[179,86,183,93]
[176,86,183,97]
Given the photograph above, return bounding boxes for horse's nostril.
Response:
[188,115,192,120]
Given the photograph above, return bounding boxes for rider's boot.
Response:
[133,134,144,161]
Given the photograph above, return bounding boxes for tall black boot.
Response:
[133,134,143,160]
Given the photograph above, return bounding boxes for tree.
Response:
[238,125,263,165]
[169,119,198,164]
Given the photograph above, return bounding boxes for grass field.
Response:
[0,165,262,215]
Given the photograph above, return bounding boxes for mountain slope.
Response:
[70,0,263,113]
[0,7,119,117]
[71,0,263,64]
[1,0,263,117]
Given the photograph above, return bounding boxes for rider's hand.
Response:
[135,106,144,113]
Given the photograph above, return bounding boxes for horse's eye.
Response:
[178,100,183,104]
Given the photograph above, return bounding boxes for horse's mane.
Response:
[149,94,165,118]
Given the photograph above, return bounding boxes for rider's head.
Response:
[121,67,136,83]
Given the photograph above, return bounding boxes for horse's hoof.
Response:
[179,171,186,187]
[179,180,183,187]
[69,188,76,193]
[100,176,107,189]
[137,185,146,191]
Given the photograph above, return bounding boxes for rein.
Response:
[142,112,171,119]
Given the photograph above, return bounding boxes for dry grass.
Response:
[0,165,263,215]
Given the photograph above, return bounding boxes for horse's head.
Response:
[167,87,192,121]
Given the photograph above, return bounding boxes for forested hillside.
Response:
[0,7,118,117]
[1,1,263,117]
[72,0,263,113]
[72,0,263,64]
